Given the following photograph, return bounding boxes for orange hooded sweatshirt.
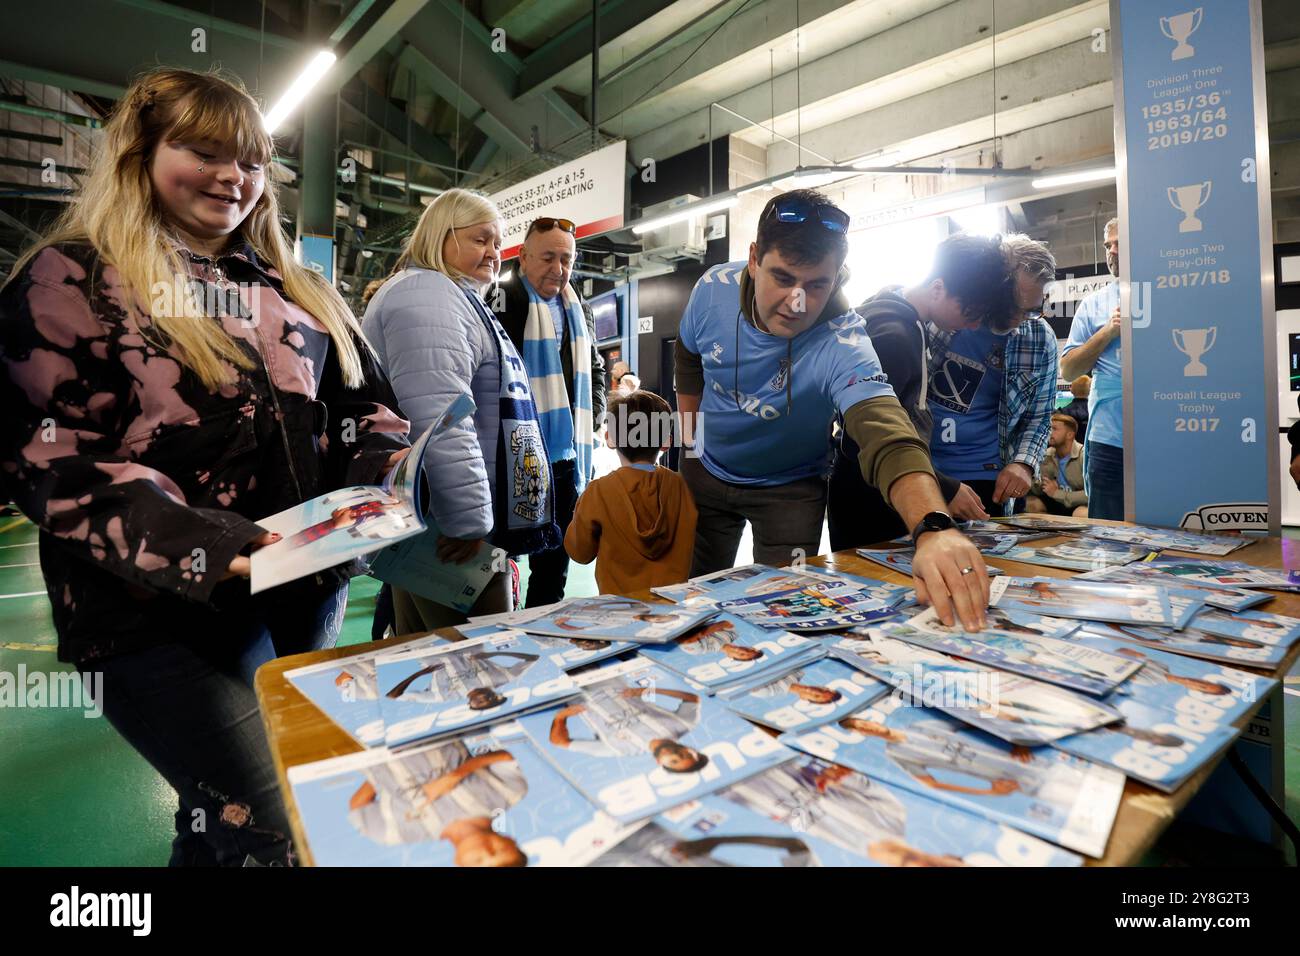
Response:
[564,464,699,595]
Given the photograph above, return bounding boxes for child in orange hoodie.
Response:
[565,389,698,595]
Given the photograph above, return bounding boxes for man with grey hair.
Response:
[1061,218,1123,520]
[925,234,1060,515]
[495,218,607,606]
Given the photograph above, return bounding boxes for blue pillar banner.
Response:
[298,234,335,284]
[1113,0,1278,532]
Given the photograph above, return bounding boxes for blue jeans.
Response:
[80,579,346,866]
[1086,440,1125,521]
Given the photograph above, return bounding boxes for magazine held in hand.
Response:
[250,393,494,612]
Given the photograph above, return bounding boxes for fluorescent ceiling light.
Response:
[370,174,443,196]
[264,50,337,133]
[851,150,901,170]
[773,167,857,191]
[631,196,738,235]
[1031,167,1116,189]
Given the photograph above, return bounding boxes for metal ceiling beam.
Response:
[0,0,459,173]
[515,0,680,99]
[323,0,432,93]
[339,84,457,169]
[400,0,587,160]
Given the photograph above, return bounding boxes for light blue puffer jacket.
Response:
[362,267,498,540]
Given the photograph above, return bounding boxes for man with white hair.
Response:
[1061,218,1123,520]
[496,217,607,606]
[926,235,1060,516]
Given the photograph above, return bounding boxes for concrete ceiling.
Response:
[1,0,1298,270]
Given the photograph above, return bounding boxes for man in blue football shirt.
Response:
[925,236,1059,518]
[1061,218,1124,519]
[674,189,988,630]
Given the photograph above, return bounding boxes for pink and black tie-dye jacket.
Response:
[0,241,410,663]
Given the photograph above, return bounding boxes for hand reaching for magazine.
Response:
[948,483,989,521]
[911,529,989,631]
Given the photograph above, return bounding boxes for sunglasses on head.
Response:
[527,217,576,236]
[763,196,850,234]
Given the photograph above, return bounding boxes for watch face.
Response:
[924,513,955,532]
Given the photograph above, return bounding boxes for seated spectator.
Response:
[1062,374,1091,444]
[1026,414,1088,518]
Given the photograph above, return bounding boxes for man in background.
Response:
[1061,218,1123,519]
[1025,413,1088,518]
[496,217,607,606]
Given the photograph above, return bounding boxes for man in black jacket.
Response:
[827,234,1012,550]
[494,217,606,606]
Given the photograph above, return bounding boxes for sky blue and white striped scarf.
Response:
[521,281,593,495]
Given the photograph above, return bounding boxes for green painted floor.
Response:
[0,514,1297,866]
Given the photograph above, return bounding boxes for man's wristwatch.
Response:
[910,511,957,546]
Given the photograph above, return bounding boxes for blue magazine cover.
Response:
[286,650,389,748]
[1084,523,1249,556]
[959,519,1056,537]
[376,631,576,747]
[650,565,820,606]
[990,576,1177,626]
[1052,697,1241,792]
[1186,608,1300,647]
[781,694,1125,858]
[894,607,1143,696]
[892,531,1027,555]
[287,725,637,866]
[1077,562,1269,612]
[715,756,1082,867]
[999,538,1155,573]
[1117,622,1291,668]
[997,515,1093,533]
[1134,558,1300,592]
[829,629,1122,745]
[719,656,891,733]
[517,596,717,644]
[457,623,635,672]
[1068,631,1277,727]
[366,523,496,615]
[991,607,1082,639]
[637,613,825,692]
[857,547,1002,577]
[517,657,793,824]
[796,565,916,607]
[588,790,864,867]
[715,579,903,632]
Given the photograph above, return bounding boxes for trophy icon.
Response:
[1160,7,1203,61]
[1172,327,1216,377]
[1167,181,1211,233]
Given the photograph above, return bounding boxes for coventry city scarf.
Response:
[463,288,560,556]
[520,281,594,495]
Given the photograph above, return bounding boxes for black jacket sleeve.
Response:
[865,317,961,502]
[674,336,705,395]
[580,296,607,425]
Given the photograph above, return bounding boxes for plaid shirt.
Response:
[926,317,1059,478]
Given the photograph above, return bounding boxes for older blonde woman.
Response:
[363,189,557,633]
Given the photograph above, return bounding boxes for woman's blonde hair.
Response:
[395,188,502,282]
[7,67,370,390]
